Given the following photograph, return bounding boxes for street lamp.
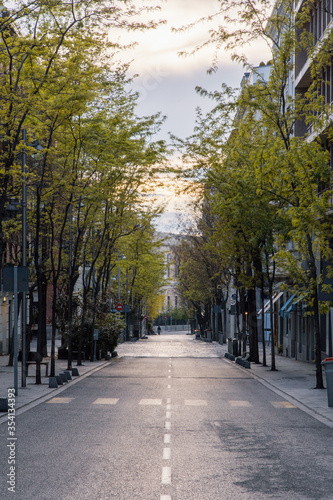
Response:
[21,129,27,387]
[67,203,73,371]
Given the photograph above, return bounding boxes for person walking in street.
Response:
[157,326,161,335]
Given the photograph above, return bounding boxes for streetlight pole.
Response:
[21,129,27,388]
[118,250,121,301]
[67,203,73,371]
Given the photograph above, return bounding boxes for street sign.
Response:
[115,303,123,312]
[3,266,29,292]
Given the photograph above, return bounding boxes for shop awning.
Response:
[285,294,305,318]
[257,291,284,315]
[280,294,295,317]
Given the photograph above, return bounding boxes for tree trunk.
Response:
[306,233,324,389]
[261,283,267,367]
[270,291,277,371]
[248,287,259,363]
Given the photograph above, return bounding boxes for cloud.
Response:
[116,0,224,76]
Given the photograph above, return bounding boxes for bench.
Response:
[26,361,49,377]
[18,351,50,377]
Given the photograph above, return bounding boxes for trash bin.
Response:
[321,358,333,407]
[228,337,238,356]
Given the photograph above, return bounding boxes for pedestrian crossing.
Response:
[46,397,296,408]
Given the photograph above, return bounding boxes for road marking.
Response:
[162,467,171,484]
[166,403,171,410]
[164,434,171,444]
[166,411,171,419]
[167,385,171,389]
[161,496,171,500]
[47,397,74,404]
[168,369,171,373]
[271,401,296,408]
[163,448,171,460]
[165,421,171,430]
[228,400,252,407]
[167,398,171,404]
[139,399,162,405]
[184,399,207,406]
[93,398,119,405]
[168,375,171,379]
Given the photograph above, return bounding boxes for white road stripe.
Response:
[228,400,252,407]
[162,467,171,484]
[168,385,171,389]
[166,404,171,410]
[166,411,171,419]
[47,398,74,404]
[164,434,171,444]
[271,401,296,408]
[184,399,207,406]
[165,421,171,430]
[160,496,171,500]
[139,399,162,405]
[163,448,171,460]
[93,398,119,405]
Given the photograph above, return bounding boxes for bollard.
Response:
[321,358,333,407]
[49,377,58,388]
[0,398,8,412]
[71,368,80,376]
[59,373,68,383]
[56,375,63,385]
[63,370,72,381]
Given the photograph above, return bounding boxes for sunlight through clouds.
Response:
[113,0,271,233]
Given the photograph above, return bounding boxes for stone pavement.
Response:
[0,332,332,429]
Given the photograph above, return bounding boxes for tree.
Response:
[0,0,169,374]
[175,0,333,386]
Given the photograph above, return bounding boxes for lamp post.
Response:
[21,129,27,388]
[118,251,121,301]
[67,203,73,371]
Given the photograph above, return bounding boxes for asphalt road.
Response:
[1,334,333,500]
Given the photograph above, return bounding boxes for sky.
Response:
[116,0,271,233]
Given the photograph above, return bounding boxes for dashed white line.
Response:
[163,448,171,460]
[139,399,162,405]
[160,496,171,500]
[164,434,171,444]
[93,398,119,405]
[165,421,171,430]
[47,398,74,404]
[271,401,296,408]
[228,400,252,407]
[184,399,207,406]
[167,385,171,389]
[162,466,171,484]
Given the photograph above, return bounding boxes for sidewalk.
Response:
[1,335,333,429]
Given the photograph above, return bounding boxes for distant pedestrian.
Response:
[157,326,161,335]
